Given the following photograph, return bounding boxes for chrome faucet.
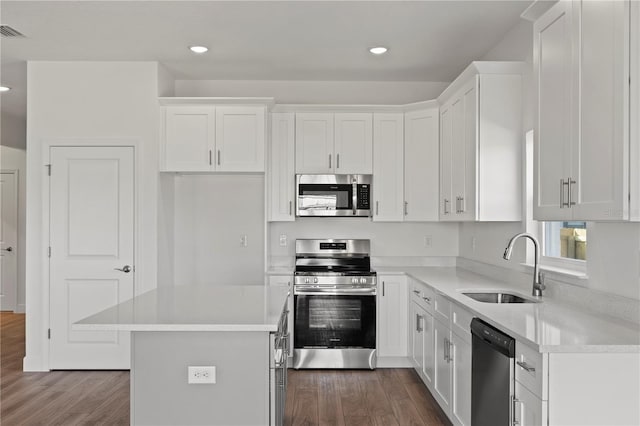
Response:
[503,233,546,298]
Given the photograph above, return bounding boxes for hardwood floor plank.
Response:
[404,381,449,426]
[318,372,345,426]
[378,368,411,401]
[390,397,428,426]
[292,388,319,426]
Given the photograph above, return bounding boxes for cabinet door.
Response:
[377,276,408,357]
[215,107,265,172]
[410,302,425,372]
[295,113,334,173]
[404,107,440,221]
[163,106,215,171]
[515,380,548,426]
[373,113,405,221]
[421,310,435,389]
[433,319,451,412]
[458,79,478,221]
[533,1,574,220]
[573,0,629,220]
[269,113,296,221]
[334,113,373,174]
[439,103,454,220]
[451,333,471,426]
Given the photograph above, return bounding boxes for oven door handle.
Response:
[294,287,377,296]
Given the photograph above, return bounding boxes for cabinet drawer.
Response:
[450,302,473,341]
[433,292,451,324]
[515,341,547,400]
[409,281,434,313]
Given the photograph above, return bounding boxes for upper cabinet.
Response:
[160,100,268,172]
[534,0,639,221]
[404,106,440,221]
[295,112,373,174]
[438,62,523,222]
[372,113,405,221]
[268,113,296,222]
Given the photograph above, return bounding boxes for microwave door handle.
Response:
[352,180,357,215]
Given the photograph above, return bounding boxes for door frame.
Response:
[1,169,19,312]
[40,138,142,370]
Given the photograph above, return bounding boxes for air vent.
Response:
[0,26,25,38]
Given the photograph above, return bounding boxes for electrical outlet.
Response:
[188,366,216,384]
[279,234,287,247]
[240,235,248,247]
[424,235,432,248]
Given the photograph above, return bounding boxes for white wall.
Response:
[175,80,449,105]
[269,220,458,267]
[25,61,160,371]
[0,145,27,312]
[173,174,265,285]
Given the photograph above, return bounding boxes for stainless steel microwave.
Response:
[296,174,372,217]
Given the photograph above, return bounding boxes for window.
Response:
[543,221,587,260]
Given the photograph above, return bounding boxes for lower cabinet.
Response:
[267,275,294,359]
[515,380,548,426]
[410,302,425,372]
[433,318,452,411]
[377,276,408,359]
[450,332,471,426]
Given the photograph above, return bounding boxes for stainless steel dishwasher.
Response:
[471,318,516,426]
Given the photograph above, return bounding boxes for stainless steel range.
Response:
[293,239,377,369]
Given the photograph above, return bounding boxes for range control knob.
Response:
[351,277,358,284]
[305,278,310,284]
[360,277,367,284]
[313,277,318,284]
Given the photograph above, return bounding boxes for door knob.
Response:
[114,265,132,273]
[1,247,12,252]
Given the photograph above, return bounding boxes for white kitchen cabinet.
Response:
[295,113,334,173]
[404,105,440,221]
[334,113,373,174]
[295,112,372,174]
[268,113,295,221]
[161,104,266,172]
[410,301,426,373]
[433,318,452,411]
[515,380,548,426]
[439,62,523,222]
[163,106,216,172]
[372,113,405,221]
[215,107,265,172]
[534,0,638,221]
[450,332,471,426]
[268,275,294,359]
[377,276,408,358]
[408,279,435,388]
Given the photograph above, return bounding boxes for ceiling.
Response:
[0,0,532,123]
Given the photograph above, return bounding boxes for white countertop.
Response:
[376,266,640,353]
[74,285,290,332]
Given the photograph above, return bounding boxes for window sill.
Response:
[518,262,589,286]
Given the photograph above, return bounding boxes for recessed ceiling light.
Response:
[369,47,388,55]
[0,86,11,92]
[189,46,209,54]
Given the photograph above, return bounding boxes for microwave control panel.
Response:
[356,184,370,210]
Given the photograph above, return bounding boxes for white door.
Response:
[269,113,296,221]
[216,106,265,172]
[440,104,454,220]
[49,146,135,369]
[422,311,435,388]
[433,319,451,411]
[295,113,334,173]
[451,333,472,426]
[377,276,407,357]
[0,171,18,311]
[410,302,424,371]
[334,113,373,174]
[373,113,404,222]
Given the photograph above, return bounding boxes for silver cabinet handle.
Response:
[329,154,332,169]
[568,177,576,206]
[459,196,465,213]
[114,265,132,273]
[422,296,431,302]
[1,247,12,252]
[448,340,454,362]
[404,201,408,216]
[209,150,212,166]
[444,338,449,361]
[376,201,379,216]
[560,178,565,208]
[412,289,420,295]
[444,198,450,215]
[336,153,340,169]
[512,395,521,426]
[217,150,221,166]
[289,201,292,216]
[516,360,536,372]
[455,197,460,213]
[416,314,423,332]
[382,281,385,297]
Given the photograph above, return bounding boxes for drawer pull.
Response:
[422,296,431,302]
[517,360,536,372]
[412,290,421,295]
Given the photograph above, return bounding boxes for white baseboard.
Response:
[377,356,412,368]
[22,355,49,372]
[15,304,26,313]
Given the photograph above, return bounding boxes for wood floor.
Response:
[1,312,449,425]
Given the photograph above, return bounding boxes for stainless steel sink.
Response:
[462,292,538,304]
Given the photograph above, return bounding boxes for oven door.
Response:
[294,293,376,349]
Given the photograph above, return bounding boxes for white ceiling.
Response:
[0,0,532,121]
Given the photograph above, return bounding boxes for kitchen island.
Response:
[75,285,290,426]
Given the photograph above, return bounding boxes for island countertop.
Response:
[74,284,290,332]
